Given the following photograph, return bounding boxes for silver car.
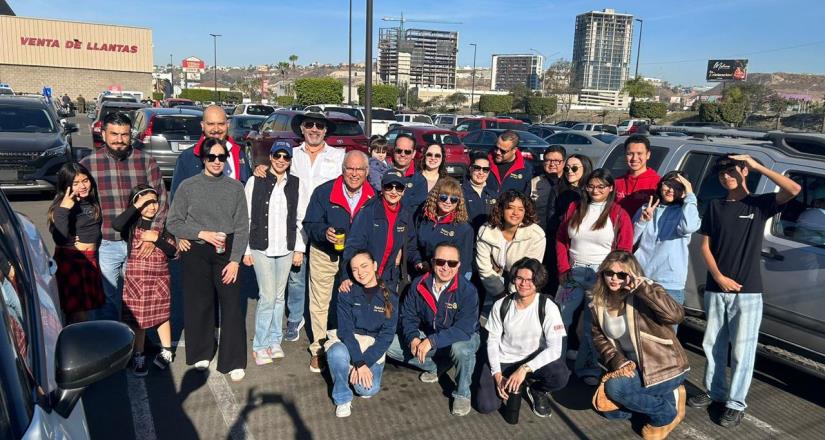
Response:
[130,108,204,180]
[544,130,618,165]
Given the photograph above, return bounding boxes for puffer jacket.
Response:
[475,223,546,296]
[590,279,689,387]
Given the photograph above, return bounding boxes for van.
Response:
[597,127,825,376]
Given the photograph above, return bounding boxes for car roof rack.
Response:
[648,125,825,160]
[648,125,773,140]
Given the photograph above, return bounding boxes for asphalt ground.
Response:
[8,117,824,439]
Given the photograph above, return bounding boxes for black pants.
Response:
[476,358,570,414]
[182,240,247,373]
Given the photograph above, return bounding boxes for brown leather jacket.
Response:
[590,279,690,387]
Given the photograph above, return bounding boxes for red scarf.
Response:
[378,199,400,276]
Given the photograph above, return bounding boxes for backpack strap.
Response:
[500,293,548,338]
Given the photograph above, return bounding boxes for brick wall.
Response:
[0,64,152,101]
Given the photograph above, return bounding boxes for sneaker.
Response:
[153,349,173,370]
[687,392,715,408]
[360,395,372,399]
[719,407,744,428]
[285,318,304,342]
[194,359,210,371]
[582,376,600,386]
[451,397,471,416]
[253,349,273,366]
[309,355,322,373]
[132,353,148,377]
[525,386,552,418]
[228,369,245,382]
[419,371,439,383]
[336,401,352,418]
[269,343,285,359]
[566,349,578,361]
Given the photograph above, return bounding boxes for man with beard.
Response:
[81,112,168,320]
[486,130,532,197]
[170,105,252,200]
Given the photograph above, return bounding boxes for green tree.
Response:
[525,96,557,120]
[357,84,399,108]
[768,94,791,129]
[698,102,723,123]
[289,54,298,69]
[508,84,533,111]
[629,101,667,122]
[152,92,164,101]
[295,78,343,105]
[446,92,468,109]
[622,77,656,102]
[478,95,513,114]
[405,94,424,111]
[275,95,295,107]
[721,100,746,126]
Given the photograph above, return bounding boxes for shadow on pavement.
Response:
[228,387,313,440]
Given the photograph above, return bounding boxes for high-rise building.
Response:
[571,8,634,107]
[490,54,544,91]
[379,28,458,89]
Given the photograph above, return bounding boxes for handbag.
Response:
[592,361,637,412]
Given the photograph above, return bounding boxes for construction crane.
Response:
[381,12,462,35]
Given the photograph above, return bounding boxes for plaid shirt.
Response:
[81,147,168,241]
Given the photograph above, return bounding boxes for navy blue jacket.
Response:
[337,284,400,367]
[485,150,533,197]
[462,180,497,233]
[407,213,474,279]
[343,198,414,284]
[402,172,434,212]
[169,136,252,200]
[303,177,376,255]
[400,273,479,349]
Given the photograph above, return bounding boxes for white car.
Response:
[569,123,618,135]
[395,113,434,125]
[232,103,276,116]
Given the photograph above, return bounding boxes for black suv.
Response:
[0,96,78,194]
[90,101,146,149]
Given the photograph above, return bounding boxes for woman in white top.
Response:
[476,190,545,314]
[404,143,447,211]
[477,258,570,419]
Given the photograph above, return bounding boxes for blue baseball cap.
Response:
[270,141,293,157]
[381,169,407,188]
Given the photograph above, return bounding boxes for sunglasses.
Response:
[395,149,414,156]
[496,146,514,154]
[471,165,490,172]
[438,193,460,204]
[383,182,405,192]
[271,152,291,161]
[425,152,442,159]
[302,121,326,130]
[433,258,460,268]
[563,165,581,173]
[206,154,228,163]
[602,270,630,280]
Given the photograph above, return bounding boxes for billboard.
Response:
[706,59,748,82]
[182,56,205,73]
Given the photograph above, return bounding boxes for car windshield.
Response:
[330,121,363,136]
[372,109,395,121]
[234,117,264,129]
[513,131,547,146]
[413,115,432,123]
[326,107,363,121]
[0,106,56,133]
[617,120,631,127]
[102,96,137,103]
[154,116,202,136]
[246,105,275,116]
[101,106,139,121]
[594,133,618,143]
[498,121,524,130]
[423,132,461,145]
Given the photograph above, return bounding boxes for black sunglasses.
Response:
[206,154,228,163]
[496,146,514,154]
[433,258,460,268]
[395,149,414,156]
[438,193,460,204]
[383,182,405,192]
[602,270,629,280]
[563,165,581,173]
[302,121,326,130]
[270,152,292,161]
[471,165,491,172]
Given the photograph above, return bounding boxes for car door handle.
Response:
[761,247,784,261]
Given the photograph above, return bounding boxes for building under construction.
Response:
[378,28,458,89]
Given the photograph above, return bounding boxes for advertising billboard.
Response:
[706,59,748,82]
[182,57,205,73]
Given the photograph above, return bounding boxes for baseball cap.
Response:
[270,141,293,157]
[381,169,407,187]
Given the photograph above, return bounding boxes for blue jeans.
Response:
[556,263,600,378]
[95,239,127,321]
[386,332,480,400]
[665,289,685,332]
[287,254,307,325]
[702,291,763,411]
[603,370,684,427]
[250,251,292,351]
[326,342,385,405]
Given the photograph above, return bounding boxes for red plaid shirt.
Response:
[81,147,168,241]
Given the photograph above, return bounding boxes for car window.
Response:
[372,109,395,121]
[236,117,264,130]
[498,121,524,130]
[546,133,568,144]
[412,115,432,124]
[513,132,547,146]
[385,130,399,144]
[153,116,202,137]
[677,151,761,213]
[260,115,276,132]
[246,105,275,116]
[463,131,481,143]
[330,121,363,136]
[326,107,363,121]
[0,106,57,133]
[273,115,290,132]
[773,172,825,248]
[571,124,586,131]
[481,132,499,145]
[567,134,591,145]
[594,133,618,144]
[423,132,461,145]
[602,145,669,180]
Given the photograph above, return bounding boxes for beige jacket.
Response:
[475,223,546,296]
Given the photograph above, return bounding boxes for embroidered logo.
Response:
[440,229,455,237]
[373,305,385,313]
[739,213,754,219]
[396,225,406,232]
[511,173,523,180]
[446,302,458,310]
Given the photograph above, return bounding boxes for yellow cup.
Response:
[334,228,346,252]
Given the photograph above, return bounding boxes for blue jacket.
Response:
[400,273,479,349]
[485,151,533,196]
[407,213,474,279]
[462,180,497,233]
[632,193,701,290]
[169,136,252,200]
[303,177,376,255]
[343,198,414,284]
[368,157,390,192]
[402,172,434,212]
[337,283,400,367]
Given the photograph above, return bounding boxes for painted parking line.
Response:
[744,413,795,439]
[126,373,158,440]
[207,362,256,440]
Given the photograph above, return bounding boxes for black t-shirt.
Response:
[495,159,515,179]
[699,193,781,293]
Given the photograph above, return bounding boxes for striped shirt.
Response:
[80,147,168,241]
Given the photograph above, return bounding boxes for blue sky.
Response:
[10,0,825,86]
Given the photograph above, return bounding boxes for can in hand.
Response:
[334,228,346,252]
[215,232,227,254]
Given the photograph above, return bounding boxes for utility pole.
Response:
[209,33,222,103]
[634,19,643,79]
[469,43,477,114]
[364,0,373,137]
[169,53,175,98]
[348,0,352,104]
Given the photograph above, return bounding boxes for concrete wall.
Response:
[0,64,152,100]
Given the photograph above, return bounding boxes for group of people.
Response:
[47,105,800,438]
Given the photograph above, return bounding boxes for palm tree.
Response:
[289,54,298,70]
[622,77,656,103]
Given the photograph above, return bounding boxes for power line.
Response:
[640,39,825,65]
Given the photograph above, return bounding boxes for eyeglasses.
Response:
[344,166,367,174]
[586,184,609,191]
[514,275,534,284]
[394,149,414,156]
[433,258,460,268]
[270,152,291,161]
[602,270,629,280]
[496,146,515,155]
[383,183,405,193]
[471,165,490,173]
[563,165,581,173]
[302,121,326,130]
[545,159,564,165]
[438,194,460,204]
[425,152,442,159]
[206,154,228,163]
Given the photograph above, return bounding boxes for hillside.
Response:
[706,72,825,97]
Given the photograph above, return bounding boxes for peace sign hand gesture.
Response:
[640,196,659,223]
[60,186,77,209]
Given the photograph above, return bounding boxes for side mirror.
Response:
[52,321,133,417]
[72,147,93,162]
[87,113,95,120]
[64,122,79,134]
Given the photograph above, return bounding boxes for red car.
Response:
[451,117,525,138]
[385,126,471,179]
[245,110,368,166]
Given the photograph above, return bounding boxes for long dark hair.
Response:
[487,190,537,229]
[560,154,592,191]
[122,184,159,241]
[655,171,687,206]
[570,168,616,232]
[48,162,101,224]
[351,249,396,319]
[417,142,447,178]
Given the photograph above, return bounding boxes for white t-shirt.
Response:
[568,201,614,266]
[485,295,566,375]
[290,142,345,192]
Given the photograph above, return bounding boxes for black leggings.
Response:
[476,358,570,414]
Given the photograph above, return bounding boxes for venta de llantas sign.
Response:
[19,37,139,53]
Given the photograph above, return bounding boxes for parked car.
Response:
[358,107,396,136]
[228,115,267,146]
[384,126,470,178]
[232,103,276,116]
[97,93,139,106]
[432,114,473,130]
[553,120,582,128]
[130,107,204,180]
[598,128,825,378]
[0,82,14,95]
[570,122,618,135]
[543,130,618,165]
[89,101,147,148]
[395,113,434,125]
[164,98,195,108]
[461,128,550,174]
[617,118,649,135]
[671,121,728,128]
[452,117,525,138]
[528,124,568,139]
[0,190,133,439]
[221,104,236,115]
[0,95,79,194]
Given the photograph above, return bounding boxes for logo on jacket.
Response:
[396,225,406,233]
[373,305,385,313]
[487,199,497,205]
[739,213,754,219]
[337,139,344,145]
[440,229,455,237]
[511,173,523,180]
[407,182,414,188]
[446,302,458,310]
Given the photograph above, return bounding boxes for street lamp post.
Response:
[634,18,643,79]
[209,33,222,103]
[469,43,477,114]
[364,0,373,137]
[348,0,352,104]
[169,53,174,98]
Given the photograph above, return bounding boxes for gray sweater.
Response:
[167,172,249,262]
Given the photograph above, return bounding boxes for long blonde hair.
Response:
[591,250,646,308]
[421,176,469,223]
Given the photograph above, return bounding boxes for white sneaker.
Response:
[194,360,210,371]
[229,369,245,382]
[269,343,285,359]
[336,401,352,418]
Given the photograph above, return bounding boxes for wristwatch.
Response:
[520,364,532,373]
